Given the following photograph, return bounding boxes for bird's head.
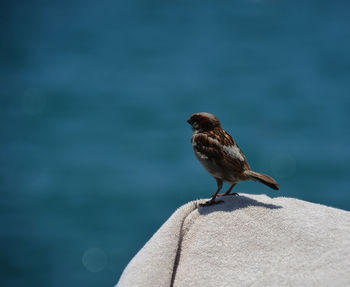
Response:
[187,112,221,132]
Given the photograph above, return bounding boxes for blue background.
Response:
[1,0,350,286]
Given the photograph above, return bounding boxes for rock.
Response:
[117,194,350,287]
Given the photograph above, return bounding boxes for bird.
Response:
[187,112,279,206]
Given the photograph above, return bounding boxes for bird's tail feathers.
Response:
[244,170,279,190]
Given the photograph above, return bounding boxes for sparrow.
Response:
[187,112,279,206]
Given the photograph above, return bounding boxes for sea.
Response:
[1,1,349,286]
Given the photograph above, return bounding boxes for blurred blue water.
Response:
[1,0,350,286]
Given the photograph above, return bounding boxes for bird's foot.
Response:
[199,200,224,207]
[217,192,239,197]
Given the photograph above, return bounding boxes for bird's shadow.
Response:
[197,195,283,216]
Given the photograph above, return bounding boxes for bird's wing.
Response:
[211,129,250,170]
[192,131,248,172]
[191,133,223,161]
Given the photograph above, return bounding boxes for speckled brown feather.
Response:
[192,133,224,161]
[192,128,250,174]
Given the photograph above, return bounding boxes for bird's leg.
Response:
[217,183,238,197]
[200,178,224,206]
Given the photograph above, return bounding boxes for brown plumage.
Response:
[187,112,279,206]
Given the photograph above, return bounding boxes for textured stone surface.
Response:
[117,194,350,287]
